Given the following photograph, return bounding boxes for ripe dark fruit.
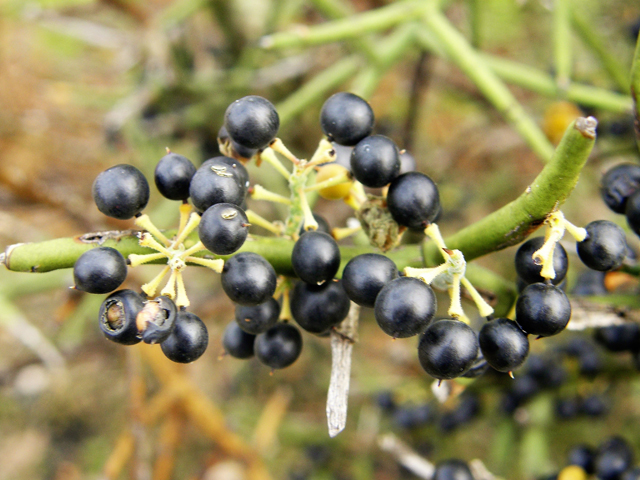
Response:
[626,190,640,237]
[350,135,400,188]
[221,252,277,306]
[320,92,375,146]
[479,318,529,372]
[515,237,568,285]
[374,277,436,338]
[567,444,596,474]
[218,125,257,160]
[255,322,303,369]
[290,280,351,334]
[299,212,331,236]
[92,164,150,219]
[137,295,177,344]
[154,152,196,200]
[203,155,250,190]
[600,163,640,213]
[222,321,255,359]
[595,437,634,480]
[73,247,127,294]
[160,311,209,363]
[577,220,627,271]
[341,253,399,308]
[386,172,440,229]
[199,203,249,255]
[515,283,571,337]
[418,319,479,380]
[224,95,279,150]
[291,231,340,285]
[432,459,474,480]
[189,157,248,212]
[235,297,280,335]
[99,289,145,345]
[594,323,640,352]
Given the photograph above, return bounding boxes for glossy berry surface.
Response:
[418,319,479,380]
[98,289,144,345]
[160,311,209,363]
[595,437,634,480]
[299,213,331,236]
[221,252,277,306]
[92,164,150,219]
[199,203,249,255]
[515,236,568,285]
[255,322,303,369]
[601,163,640,213]
[189,157,247,212]
[138,295,177,344]
[290,280,351,334]
[73,247,127,294]
[291,231,340,285]
[350,135,400,188]
[224,95,279,150]
[218,125,257,160]
[432,459,474,480]
[154,152,196,200]
[386,172,440,229]
[479,318,529,372]
[374,277,436,338]
[222,321,255,359]
[577,220,626,271]
[320,92,374,146]
[515,283,571,337]
[341,253,399,308]
[235,297,280,335]
[626,189,640,238]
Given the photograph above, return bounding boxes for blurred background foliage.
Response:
[0,0,640,479]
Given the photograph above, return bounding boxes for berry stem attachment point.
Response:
[250,185,292,205]
[307,138,337,168]
[128,252,166,268]
[184,256,224,273]
[297,188,318,233]
[245,210,282,235]
[171,213,201,248]
[134,214,171,246]
[269,138,300,164]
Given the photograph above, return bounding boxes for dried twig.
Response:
[378,434,435,480]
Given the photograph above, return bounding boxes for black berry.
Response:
[98,289,144,345]
[224,96,279,150]
[218,125,258,160]
[386,172,440,229]
[374,277,436,338]
[320,92,374,146]
[290,280,351,334]
[567,444,596,474]
[515,283,571,337]
[73,247,127,294]
[235,297,280,335]
[432,459,474,480]
[154,152,196,200]
[291,231,340,285]
[160,311,209,363]
[221,252,277,306]
[515,237,568,285]
[255,322,303,369]
[350,135,400,188]
[222,320,255,359]
[138,295,177,344]
[577,220,627,271]
[92,164,150,219]
[341,253,399,308]
[199,203,249,255]
[189,157,248,213]
[418,319,479,380]
[595,437,634,480]
[600,163,640,213]
[479,318,529,372]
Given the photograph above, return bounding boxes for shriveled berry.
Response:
[73,247,127,294]
[290,280,350,334]
[235,297,280,335]
[515,237,568,285]
[137,295,177,344]
[92,164,150,219]
[221,252,277,306]
[99,289,144,345]
[255,322,303,369]
[320,92,374,146]
[341,253,399,308]
[479,318,529,372]
[224,96,279,150]
[160,311,208,363]
[515,283,571,337]
[222,321,255,359]
[418,319,479,380]
[199,203,249,255]
[432,459,474,480]
[374,277,436,338]
[154,152,196,200]
[386,172,440,229]
[601,163,640,213]
[291,231,340,285]
[350,135,400,188]
[577,220,626,271]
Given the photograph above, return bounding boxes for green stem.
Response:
[631,34,640,152]
[572,9,630,93]
[553,0,572,89]
[260,0,428,50]
[422,5,555,162]
[422,117,596,266]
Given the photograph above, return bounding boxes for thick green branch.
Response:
[423,117,596,266]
